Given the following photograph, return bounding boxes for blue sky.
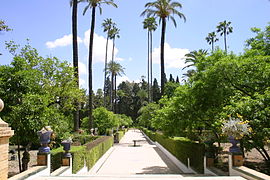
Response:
[1,0,270,92]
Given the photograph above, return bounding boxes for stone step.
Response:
[35,174,246,180]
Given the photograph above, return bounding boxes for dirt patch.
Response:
[8,150,38,178]
[214,143,270,175]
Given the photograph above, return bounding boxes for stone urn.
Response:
[61,140,71,158]
[37,126,53,153]
[0,98,4,112]
[228,136,243,166]
[228,136,241,153]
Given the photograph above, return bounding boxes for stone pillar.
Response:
[0,99,14,180]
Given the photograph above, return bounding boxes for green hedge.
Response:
[72,134,98,145]
[114,130,125,143]
[142,128,205,173]
[50,136,113,174]
[85,136,113,170]
[51,146,85,173]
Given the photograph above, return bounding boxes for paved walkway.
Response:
[34,129,246,179]
[91,129,182,175]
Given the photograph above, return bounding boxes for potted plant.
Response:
[221,114,252,166]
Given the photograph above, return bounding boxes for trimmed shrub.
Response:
[72,134,98,145]
[50,136,113,174]
[85,136,113,170]
[142,128,205,173]
[114,130,125,143]
[51,146,85,173]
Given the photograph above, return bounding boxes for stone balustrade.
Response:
[0,98,14,180]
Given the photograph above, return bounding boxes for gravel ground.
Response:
[8,150,38,178]
[215,143,270,175]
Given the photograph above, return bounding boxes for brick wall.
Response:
[0,119,14,180]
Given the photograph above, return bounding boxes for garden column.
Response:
[0,98,14,180]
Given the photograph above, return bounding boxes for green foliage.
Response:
[142,128,204,173]
[137,103,159,129]
[90,107,132,134]
[51,146,85,173]
[93,107,116,134]
[0,20,12,32]
[72,134,98,145]
[0,41,84,147]
[149,23,270,161]
[51,136,113,174]
[245,23,270,55]
[85,136,113,170]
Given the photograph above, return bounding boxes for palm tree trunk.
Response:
[103,34,109,107]
[160,18,166,96]
[211,39,214,53]
[224,31,227,53]
[111,38,115,111]
[147,30,150,102]
[110,73,113,111]
[88,6,96,130]
[72,0,80,131]
[114,74,117,113]
[150,30,153,102]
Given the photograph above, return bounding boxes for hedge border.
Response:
[141,128,205,173]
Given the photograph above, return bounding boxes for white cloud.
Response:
[116,75,130,86]
[152,43,190,69]
[83,30,120,64]
[46,34,82,49]
[79,78,86,88]
[78,61,87,75]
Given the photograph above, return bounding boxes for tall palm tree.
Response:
[108,25,120,110]
[102,18,115,107]
[205,31,218,52]
[106,61,125,112]
[81,0,117,130]
[70,0,80,132]
[141,0,186,96]
[216,20,233,53]
[143,17,157,102]
[183,49,208,70]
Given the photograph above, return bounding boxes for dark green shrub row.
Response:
[142,128,205,173]
[85,136,113,170]
[50,136,113,174]
[72,134,98,146]
[51,146,85,173]
[114,130,125,143]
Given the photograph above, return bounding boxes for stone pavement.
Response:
[91,129,182,175]
[34,129,246,180]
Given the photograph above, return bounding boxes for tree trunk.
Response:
[114,74,117,113]
[103,34,109,107]
[110,72,114,111]
[261,147,270,161]
[147,30,150,102]
[111,38,115,111]
[224,30,227,53]
[88,6,96,130]
[72,0,80,131]
[16,133,22,172]
[211,39,214,53]
[160,18,166,96]
[150,30,153,102]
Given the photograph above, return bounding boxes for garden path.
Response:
[90,129,183,175]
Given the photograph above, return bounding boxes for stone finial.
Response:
[0,98,4,112]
